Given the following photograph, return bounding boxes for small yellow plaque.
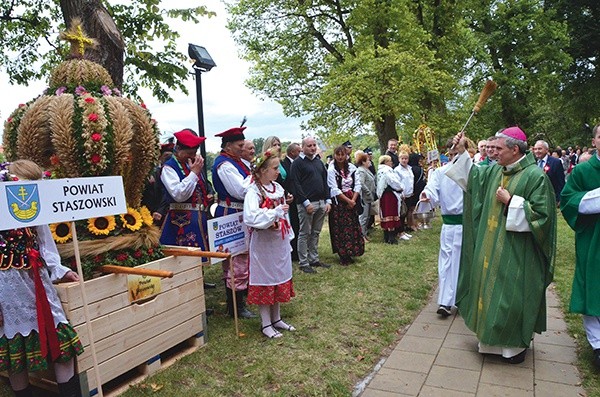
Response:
[127,275,162,302]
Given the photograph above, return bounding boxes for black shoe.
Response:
[503,349,527,364]
[300,265,317,274]
[593,349,600,369]
[310,261,331,268]
[237,307,257,319]
[436,305,452,317]
[204,282,216,289]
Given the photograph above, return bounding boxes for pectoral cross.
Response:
[487,215,498,231]
[18,186,28,201]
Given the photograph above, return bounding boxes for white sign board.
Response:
[207,212,248,264]
[0,176,127,231]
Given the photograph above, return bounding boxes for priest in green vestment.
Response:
[560,125,600,368]
[446,126,557,363]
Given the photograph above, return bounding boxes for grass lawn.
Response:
[1,214,598,396]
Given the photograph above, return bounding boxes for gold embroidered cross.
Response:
[60,19,97,57]
[487,215,498,231]
[483,257,489,269]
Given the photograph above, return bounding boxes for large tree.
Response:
[227,0,469,150]
[0,0,213,102]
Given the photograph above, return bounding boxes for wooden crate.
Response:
[31,254,206,396]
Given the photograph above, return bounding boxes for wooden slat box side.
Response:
[64,264,203,327]
[73,277,204,346]
[84,315,204,391]
[76,295,205,375]
[55,255,203,312]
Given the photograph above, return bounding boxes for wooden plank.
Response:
[55,255,203,311]
[84,315,204,391]
[64,269,204,327]
[76,296,205,373]
[73,278,203,345]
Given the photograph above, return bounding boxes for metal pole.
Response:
[194,67,208,178]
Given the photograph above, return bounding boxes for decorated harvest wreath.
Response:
[2,20,163,278]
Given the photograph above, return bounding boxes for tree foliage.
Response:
[228,0,591,149]
[0,0,214,103]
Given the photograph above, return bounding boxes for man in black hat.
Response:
[343,140,353,160]
[212,126,256,318]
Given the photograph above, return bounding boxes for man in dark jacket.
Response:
[289,137,331,273]
[533,140,565,205]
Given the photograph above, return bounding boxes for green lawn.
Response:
[1,215,598,396]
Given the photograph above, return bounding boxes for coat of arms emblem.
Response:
[5,183,40,222]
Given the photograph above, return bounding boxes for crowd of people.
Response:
[2,121,600,396]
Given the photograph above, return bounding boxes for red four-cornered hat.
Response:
[215,126,246,143]
[174,128,206,148]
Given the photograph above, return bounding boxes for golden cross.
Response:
[60,21,96,57]
[483,257,489,269]
[487,215,498,231]
[18,186,28,201]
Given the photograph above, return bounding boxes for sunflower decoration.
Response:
[50,222,72,243]
[139,206,154,227]
[120,207,143,232]
[88,215,116,236]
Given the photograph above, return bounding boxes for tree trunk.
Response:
[375,114,397,153]
[60,0,125,88]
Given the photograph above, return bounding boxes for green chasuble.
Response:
[457,152,557,348]
[560,155,600,316]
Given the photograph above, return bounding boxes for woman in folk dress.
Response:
[243,151,296,339]
[0,160,83,397]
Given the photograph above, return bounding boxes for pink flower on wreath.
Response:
[100,85,112,96]
[133,250,143,259]
[55,87,67,96]
[75,86,87,95]
[91,133,102,142]
[18,103,25,108]
[88,113,99,122]
[116,252,128,261]
[7,117,12,123]
[90,154,102,164]
[85,97,95,104]
[148,248,154,255]
[140,103,147,109]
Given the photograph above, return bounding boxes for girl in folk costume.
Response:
[243,151,296,339]
[327,145,365,265]
[0,160,83,397]
[394,151,414,240]
[376,155,404,245]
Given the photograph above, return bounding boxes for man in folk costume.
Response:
[560,124,600,368]
[212,126,256,318]
[159,129,211,251]
[446,126,557,363]
[420,141,464,318]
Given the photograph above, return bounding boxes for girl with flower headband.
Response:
[0,160,83,397]
[243,150,296,338]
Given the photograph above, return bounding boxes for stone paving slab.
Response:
[357,287,585,397]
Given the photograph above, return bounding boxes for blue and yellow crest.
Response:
[5,183,40,223]
[212,221,218,231]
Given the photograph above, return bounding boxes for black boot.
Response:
[383,230,389,243]
[12,386,33,397]
[57,375,82,397]
[225,287,235,317]
[235,290,257,319]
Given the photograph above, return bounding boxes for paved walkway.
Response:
[356,285,586,396]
